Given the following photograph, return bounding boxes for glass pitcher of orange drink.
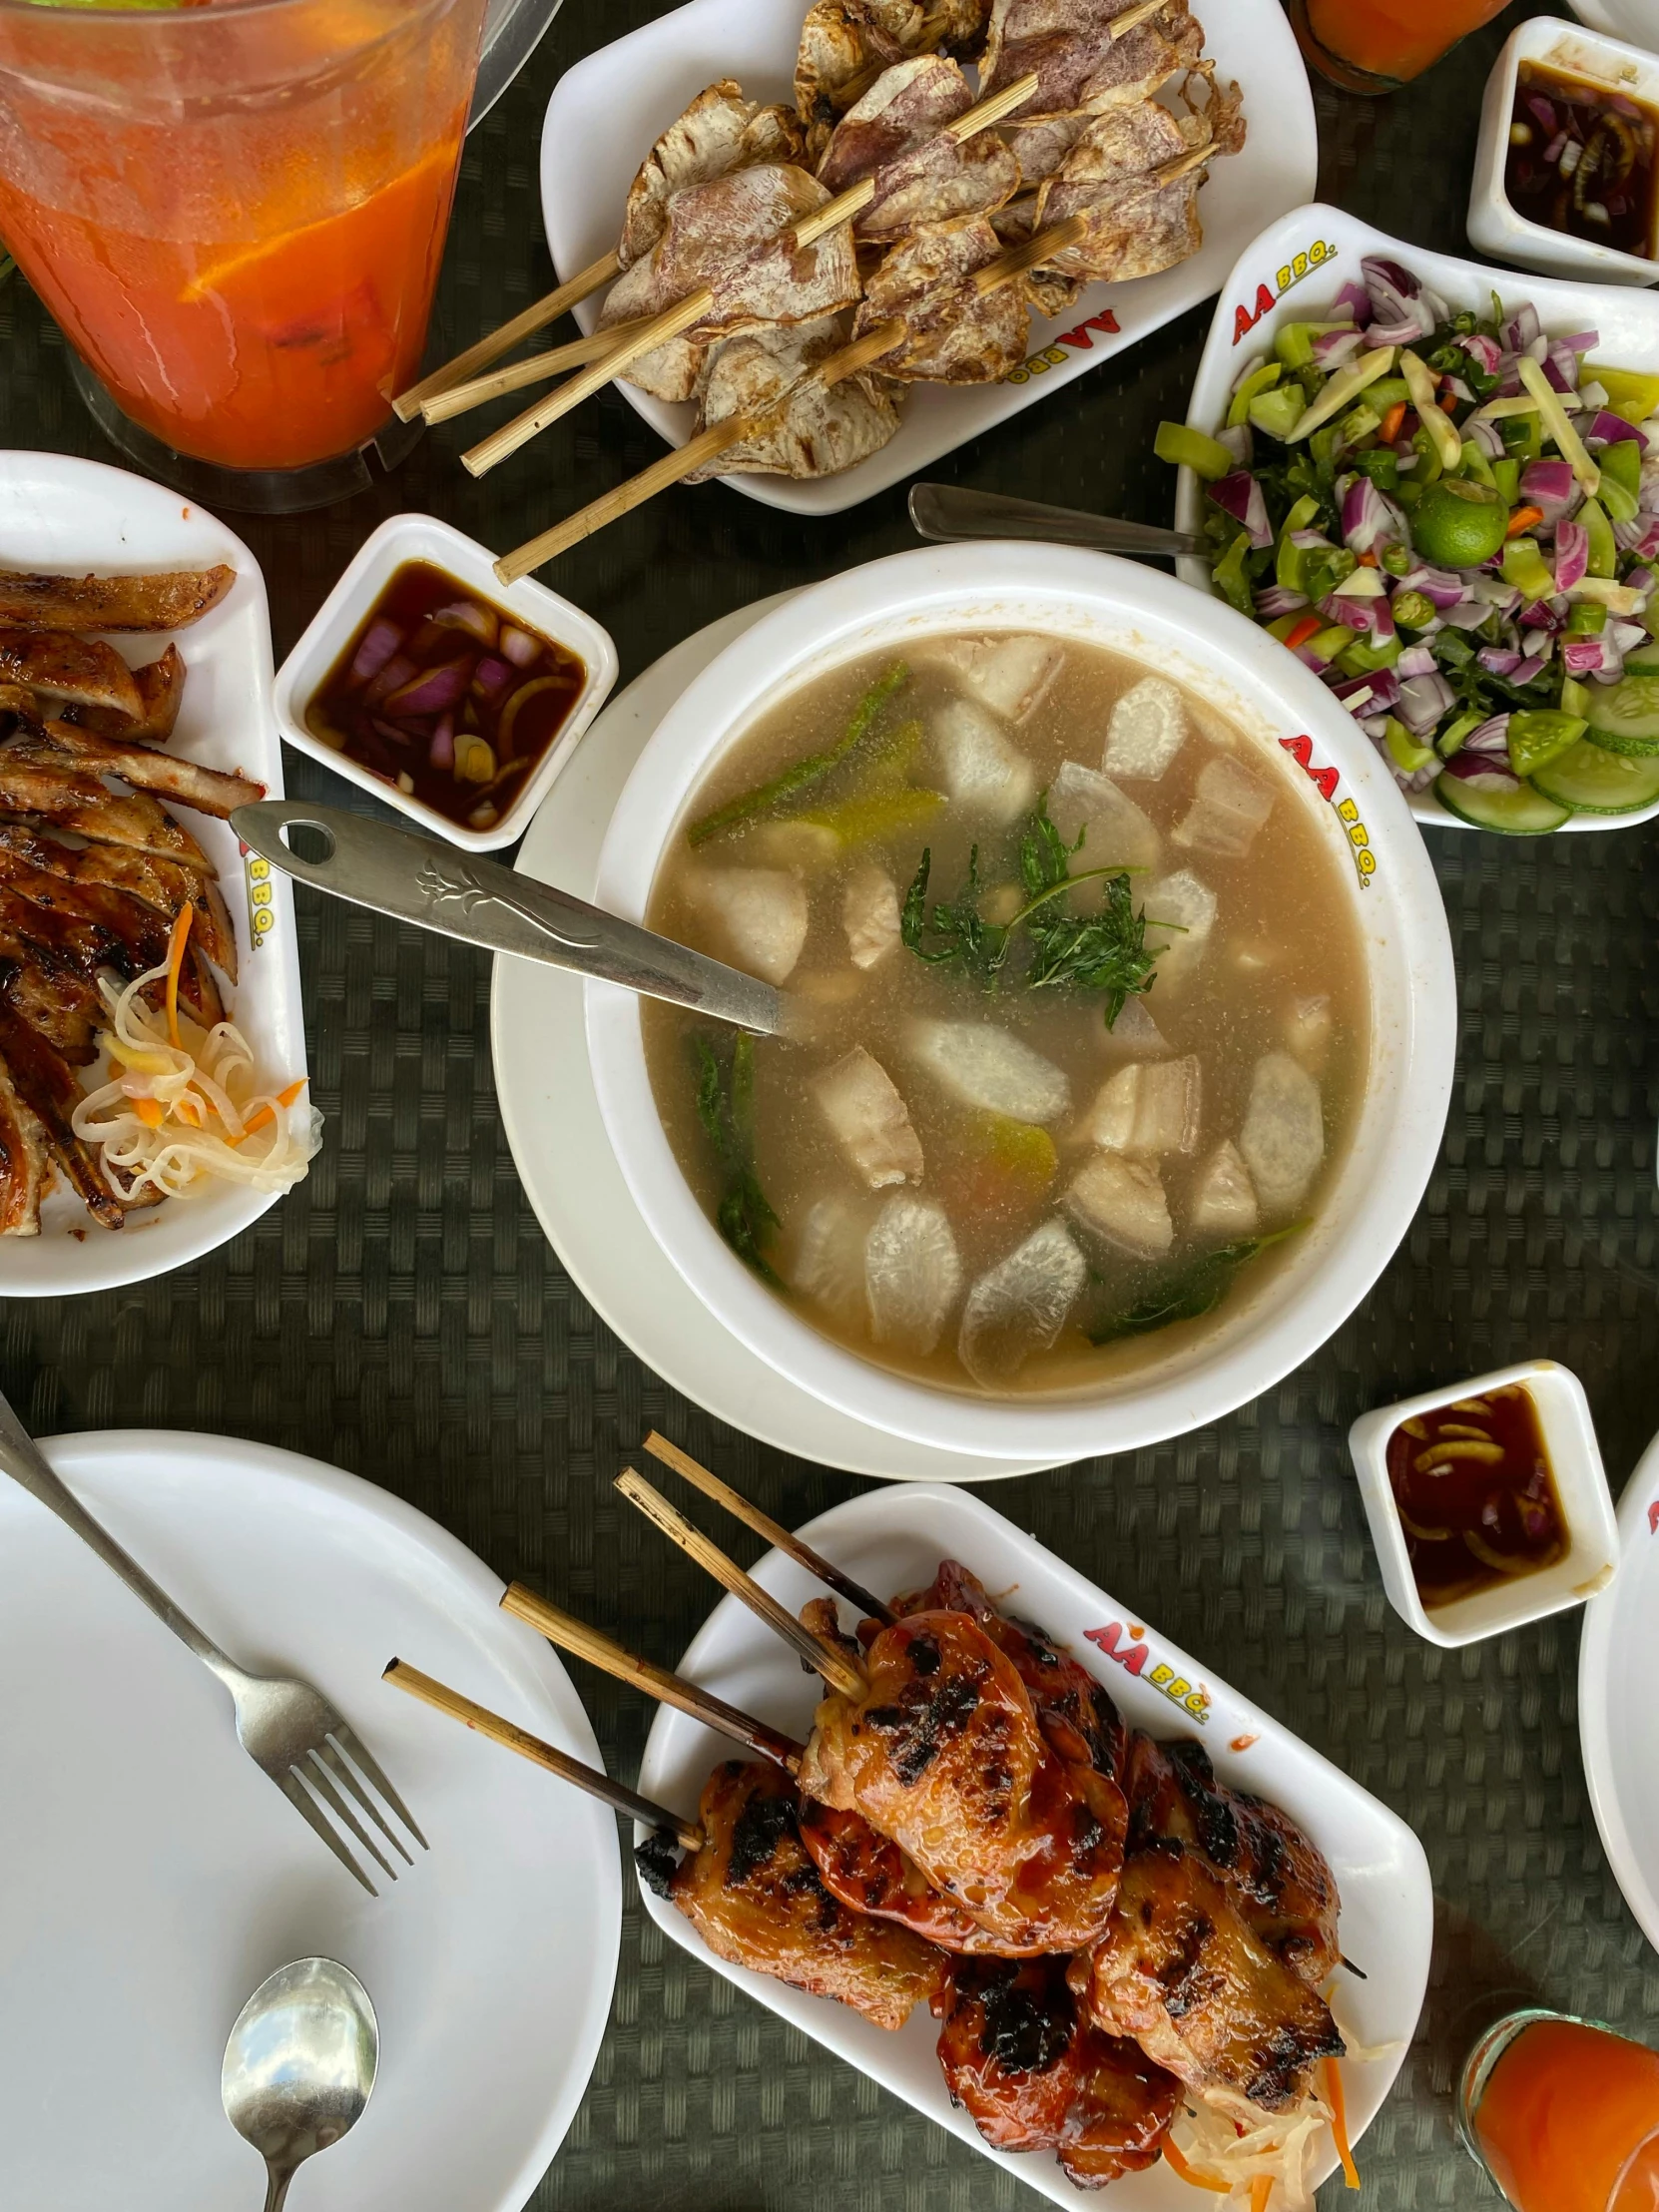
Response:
[1292,0,1513,94]
[0,0,489,509]
[1461,2010,1659,2212]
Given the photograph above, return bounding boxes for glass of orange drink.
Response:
[1460,2009,1659,2212]
[1291,0,1513,94]
[0,0,489,509]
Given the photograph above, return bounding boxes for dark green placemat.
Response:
[2,0,1657,2204]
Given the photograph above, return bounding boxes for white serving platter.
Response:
[1578,1427,1659,1956]
[0,1429,621,2212]
[0,451,307,1290]
[637,1482,1432,2209]
[1173,203,1659,833]
[490,590,1056,1479]
[1568,0,1659,53]
[539,0,1317,515]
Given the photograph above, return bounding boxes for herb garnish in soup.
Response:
[643,636,1368,1395]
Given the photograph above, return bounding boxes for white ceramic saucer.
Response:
[0,1430,620,2212]
[489,598,1058,1481]
[1579,1429,1659,1954]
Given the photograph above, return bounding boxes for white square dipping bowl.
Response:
[1468,17,1659,284]
[1348,1358,1620,1647]
[274,513,618,851]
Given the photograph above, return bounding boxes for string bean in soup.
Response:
[643,637,1369,1396]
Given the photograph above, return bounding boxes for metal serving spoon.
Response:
[908,480,1205,559]
[222,1956,378,2212]
[233,800,802,1038]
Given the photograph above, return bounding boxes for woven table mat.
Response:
[3,0,1658,2202]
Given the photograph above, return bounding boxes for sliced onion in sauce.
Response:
[470,654,515,702]
[499,623,542,668]
[348,616,404,685]
[429,600,499,646]
[497,675,563,760]
[363,652,417,710]
[383,657,472,718]
[430,713,455,771]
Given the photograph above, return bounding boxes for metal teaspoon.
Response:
[908,480,1205,559]
[221,1956,378,2212]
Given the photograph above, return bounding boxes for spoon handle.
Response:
[908,480,1206,559]
[263,2164,294,2212]
[231,801,789,1037]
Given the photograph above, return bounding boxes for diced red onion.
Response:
[430,600,499,646]
[471,655,516,701]
[1292,640,1333,673]
[1587,409,1647,450]
[1360,712,1389,741]
[498,624,542,668]
[1562,634,1617,677]
[1513,652,1548,683]
[1333,668,1401,716]
[1462,333,1502,374]
[1519,458,1576,522]
[1209,469,1273,549]
[1527,94,1557,132]
[1611,618,1649,653]
[1461,714,1511,756]
[1469,574,1521,609]
[1554,519,1589,592]
[1614,516,1653,553]
[1395,562,1467,609]
[1289,526,1336,550]
[1543,347,1577,394]
[382,658,473,717]
[1314,328,1364,369]
[1627,564,1656,595]
[1442,374,1475,405]
[1218,422,1254,465]
[362,652,417,710]
[1332,279,1372,319]
[1477,647,1522,675]
[1397,670,1456,733]
[1442,752,1521,791]
[1502,303,1542,353]
[1342,473,1406,554]
[1320,593,1374,634]
[1560,330,1600,353]
[1467,416,1505,459]
[1520,598,1565,631]
[1440,598,1491,630]
[1396,643,1437,677]
[347,617,403,686]
[1255,584,1308,619]
[429,713,455,771]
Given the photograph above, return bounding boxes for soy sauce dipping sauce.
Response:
[307,561,586,831]
[1506,61,1659,260]
[1385,1383,1567,1607]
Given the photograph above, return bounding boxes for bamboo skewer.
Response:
[500,1580,806,1770]
[643,1431,893,1626]
[392,247,623,421]
[616,1467,866,1696]
[419,318,653,425]
[462,70,1042,479]
[382,1657,703,1847]
[1107,0,1171,37]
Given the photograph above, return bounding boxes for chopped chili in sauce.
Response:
[307,560,585,831]
[1505,62,1659,261]
[1385,1383,1566,1607]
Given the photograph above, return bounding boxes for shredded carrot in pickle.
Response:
[1506,503,1544,538]
[1323,2057,1361,2190]
[1250,2176,1274,2212]
[134,1096,165,1129]
[1163,2140,1230,2192]
[233,1078,307,1146]
[163,903,193,1050]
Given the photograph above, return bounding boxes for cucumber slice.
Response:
[1581,670,1659,756]
[1530,739,1659,814]
[1432,775,1572,833]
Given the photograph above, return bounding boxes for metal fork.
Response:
[0,1391,425,1896]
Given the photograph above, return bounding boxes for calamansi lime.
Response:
[1409,477,1510,568]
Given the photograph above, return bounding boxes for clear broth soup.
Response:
[643,633,1369,1397]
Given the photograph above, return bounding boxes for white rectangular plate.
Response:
[1174,201,1659,832]
[0,450,306,1293]
[540,0,1317,514]
[637,1483,1431,2209]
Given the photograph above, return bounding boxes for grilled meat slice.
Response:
[0,828,236,980]
[620,80,805,269]
[1122,1734,1341,1984]
[935,1954,1180,2184]
[0,749,213,871]
[0,843,173,973]
[0,632,143,719]
[797,1794,1029,1953]
[0,566,234,632]
[38,718,264,819]
[0,999,124,1228]
[816,56,1019,242]
[63,646,187,745]
[0,1049,50,1235]
[798,1609,1126,1950]
[1070,1843,1344,2109]
[980,0,1200,112]
[882,1560,1127,1781]
[687,316,901,481]
[852,215,1029,382]
[656,1760,946,2028]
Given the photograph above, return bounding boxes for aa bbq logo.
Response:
[1004,307,1123,384]
[1085,1620,1212,1725]
[1280,735,1377,887]
[1231,240,1341,345]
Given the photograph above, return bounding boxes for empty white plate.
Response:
[0,1430,620,2212]
[1579,1429,1659,1954]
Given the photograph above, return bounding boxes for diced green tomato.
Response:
[1353,447,1400,490]
[1599,475,1639,525]
[1367,375,1410,411]
[1228,361,1283,429]
[1275,319,1357,368]
[1410,426,1443,486]
[1493,457,1520,507]
[1560,676,1593,721]
[1307,625,1356,663]
[1581,496,1618,578]
[1248,384,1307,440]
[1565,598,1608,635]
[1584,364,1659,424]
[1154,420,1237,481]
[1212,531,1254,614]
[1517,356,1600,493]
[1381,543,1412,576]
[1458,438,1497,488]
[1384,718,1436,775]
[1336,634,1402,676]
[1499,411,1543,466]
[1570,574,1647,615]
[1437,709,1484,758]
[1285,346,1397,440]
[1433,775,1572,832]
[1275,494,1321,590]
[1399,348,1462,470]
[1266,611,1305,643]
[1391,590,1436,630]
[1530,737,1659,812]
[1341,402,1382,441]
[1601,436,1642,496]
[1501,536,1556,600]
[1581,669,1659,753]
[1309,423,1342,482]
[1507,708,1587,779]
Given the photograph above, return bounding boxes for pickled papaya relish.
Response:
[1157,256,1659,832]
